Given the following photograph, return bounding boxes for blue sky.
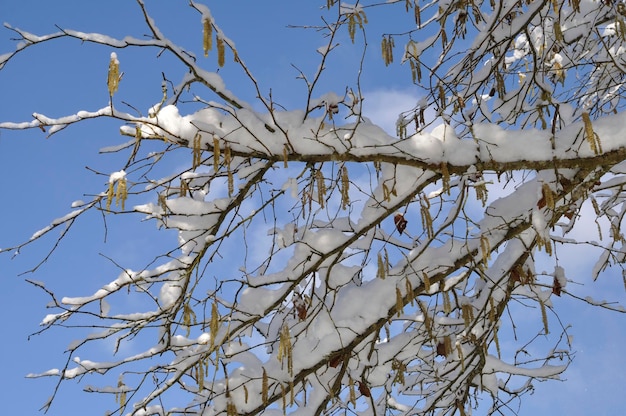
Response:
[0,1,624,415]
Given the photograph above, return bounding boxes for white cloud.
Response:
[362,89,422,135]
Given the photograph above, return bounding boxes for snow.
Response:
[4,1,626,415]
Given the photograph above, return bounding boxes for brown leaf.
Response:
[328,353,343,368]
[293,293,307,321]
[357,381,371,397]
[394,213,408,235]
[510,267,521,283]
[436,341,448,357]
[537,195,546,209]
[552,276,562,296]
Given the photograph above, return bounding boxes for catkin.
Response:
[224,145,233,196]
[441,162,450,194]
[315,169,326,207]
[217,36,225,67]
[262,367,268,405]
[107,53,120,96]
[377,252,386,279]
[193,133,202,169]
[422,272,431,292]
[540,299,549,334]
[203,19,212,57]
[340,165,350,210]
[349,377,356,406]
[210,302,219,348]
[582,112,602,155]
[213,136,220,172]
[395,287,404,317]
[480,234,490,263]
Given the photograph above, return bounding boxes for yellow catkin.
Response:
[493,327,501,358]
[441,162,450,195]
[480,235,490,263]
[383,183,391,202]
[443,290,452,314]
[405,279,414,307]
[349,377,356,406]
[381,36,394,66]
[340,165,350,210]
[107,53,120,96]
[461,304,474,327]
[283,145,289,168]
[422,272,431,292]
[197,358,205,390]
[183,302,196,337]
[106,181,115,212]
[540,299,549,334]
[226,401,237,416]
[377,252,386,279]
[281,383,287,415]
[392,359,406,384]
[116,375,126,412]
[203,19,212,57]
[180,178,188,197]
[210,302,219,348]
[418,301,433,339]
[224,146,233,196]
[278,325,292,375]
[213,136,220,172]
[217,36,225,67]
[456,343,465,371]
[384,248,390,275]
[438,85,446,110]
[475,182,488,207]
[420,196,434,238]
[554,21,564,43]
[591,197,601,216]
[542,182,555,210]
[488,297,496,323]
[315,169,326,208]
[115,178,127,210]
[262,367,268,405]
[135,124,142,141]
[193,133,202,169]
[395,287,403,317]
[582,112,601,155]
